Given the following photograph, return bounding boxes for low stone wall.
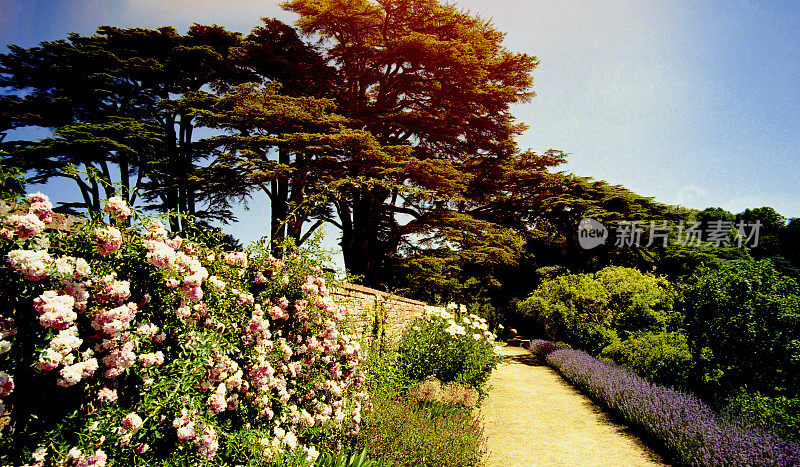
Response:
[0,201,83,231]
[330,282,429,341]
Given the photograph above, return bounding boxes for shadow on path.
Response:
[502,352,543,367]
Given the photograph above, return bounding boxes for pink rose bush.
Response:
[0,194,370,466]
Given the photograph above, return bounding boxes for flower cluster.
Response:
[407,377,480,408]
[1,192,53,240]
[0,371,13,418]
[66,448,107,467]
[94,226,122,256]
[7,249,53,281]
[424,304,499,350]
[103,196,130,222]
[172,409,219,460]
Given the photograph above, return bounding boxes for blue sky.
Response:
[2,0,799,265]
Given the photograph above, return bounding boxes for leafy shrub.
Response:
[0,194,369,466]
[357,393,486,466]
[395,305,501,393]
[547,347,800,466]
[362,339,409,398]
[680,260,800,398]
[519,266,677,352]
[600,331,694,388]
[723,391,800,443]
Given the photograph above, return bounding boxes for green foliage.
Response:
[519,266,678,353]
[356,394,485,467]
[395,308,500,393]
[680,259,800,399]
[0,164,25,201]
[600,331,694,388]
[316,448,378,467]
[362,338,409,398]
[722,391,800,443]
[658,244,751,278]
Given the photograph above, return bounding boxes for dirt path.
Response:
[478,346,667,466]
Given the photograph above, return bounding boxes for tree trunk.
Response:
[341,190,392,287]
[164,113,180,232]
[270,146,289,257]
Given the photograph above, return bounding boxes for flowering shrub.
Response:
[546,347,800,466]
[396,304,501,393]
[0,193,370,466]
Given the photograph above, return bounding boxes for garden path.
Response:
[478,345,667,466]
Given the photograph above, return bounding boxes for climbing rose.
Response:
[7,213,45,240]
[103,196,131,222]
[7,249,52,281]
[33,291,76,330]
[97,387,118,403]
[95,226,122,256]
[0,371,14,397]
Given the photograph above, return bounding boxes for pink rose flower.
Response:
[8,213,45,240]
[104,196,131,222]
[95,226,122,256]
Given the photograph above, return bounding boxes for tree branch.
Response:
[298,219,325,245]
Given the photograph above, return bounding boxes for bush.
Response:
[357,393,486,466]
[395,305,501,393]
[547,347,800,466]
[361,336,409,398]
[0,194,369,466]
[600,331,694,388]
[519,266,677,352]
[680,260,800,398]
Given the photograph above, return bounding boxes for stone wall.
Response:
[330,282,429,341]
[0,201,83,231]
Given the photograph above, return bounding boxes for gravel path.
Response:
[478,346,667,466]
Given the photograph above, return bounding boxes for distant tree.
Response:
[0,20,338,236]
[0,30,168,213]
[0,25,241,223]
[736,206,785,258]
